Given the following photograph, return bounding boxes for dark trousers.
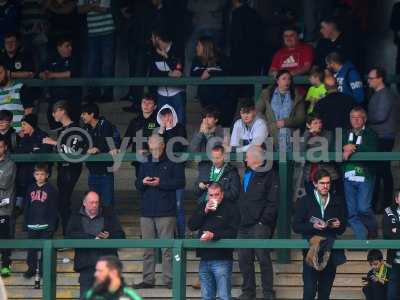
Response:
[79,267,95,297]
[57,165,82,236]
[388,264,400,300]
[238,223,274,299]
[373,138,394,211]
[362,281,387,300]
[127,41,148,102]
[302,259,336,300]
[27,230,54,271]
[0,216,12,268]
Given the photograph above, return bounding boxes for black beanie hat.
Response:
[21,114,38,129]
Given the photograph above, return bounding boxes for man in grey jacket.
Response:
[367,67,397,211]
[0,135,16,277]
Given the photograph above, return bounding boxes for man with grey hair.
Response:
[342,107,378,240]
[134,134,185,290]
[237,145,278,300]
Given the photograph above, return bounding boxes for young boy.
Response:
[0,136,16,277]
[305,66,327,114]
[23,163,58,278]
[362,249,391,300]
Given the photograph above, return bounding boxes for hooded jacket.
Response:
[135,153,185,217]
[256,86,305,148]
[66,207,125,272]
[24,182,58,232]
[238,167,279,228]
[0,155,16,217]
[335,62,364,104]
[194,162,241,204]
[156,104,187,153]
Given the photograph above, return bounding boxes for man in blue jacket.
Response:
[134,134,185,290]
[326,52,364,104]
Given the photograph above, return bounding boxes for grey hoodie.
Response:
[0,155,16,216]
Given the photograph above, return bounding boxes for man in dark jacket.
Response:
[194,144,240,204]
[382,190,400,300]
[237,146,278,300]
[134,134,184,289]
[188,182,240,300]
[293,169,346,300]
[66,191,125,297]
[150,28,186,124]
[81,103,117,207]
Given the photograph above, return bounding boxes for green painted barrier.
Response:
[1,239,399,300]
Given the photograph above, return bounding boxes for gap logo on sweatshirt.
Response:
[30,190,48,202]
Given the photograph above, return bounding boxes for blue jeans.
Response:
[157,92,186,125]
[388,264,400,300]
[88,174,114,207]
[87,33,115,99]
[344,177,377,239]
[176,189,185,238]
[199,260,232,300]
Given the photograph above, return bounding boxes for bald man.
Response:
[66,191,125,297]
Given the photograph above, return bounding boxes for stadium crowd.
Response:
[0,0,399,300]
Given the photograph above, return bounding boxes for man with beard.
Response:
[0,62,33,132]
[82,256,142,300]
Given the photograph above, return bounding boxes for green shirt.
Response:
[305,84,327,114]
[83,285,142,300]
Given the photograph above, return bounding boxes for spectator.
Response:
[0,33,34,80]
[42,101,83,236]
[40,37,81,129]
[156,105,186,237]
[237,146,278,300]
[20,0,48,70]
[383,190,400,300]
[367,67,396,212]
[81,103,117,207]
[188,182,240,300]
[390,2,400,91]
[269,25,314,77]
[362,250,390,300]
[194,144,240,204]
[121,0,167,112]
[190,106,226,155]
[186,0,226,71]
[82,256,142,300]
[150,28,186,125]
[314,75,355,132]
[342,107,378,240]
[0,110,18,152]
[293,169,346,300]
[66,191,125,297]
[301,114,340,196]
[191,36,235,127]
[0,62,34,132]
[305,66,326,114]
[257,70,305,151]
[230,100,268,153]
[314,16,358,69]
[124,94,158,177]
[0,1,20,48]
[230,0,265,99]
[78,0,115,103]
[302,0,334,42]
[15,114,51,214]
[0,136,15,278]
[23,163,58,279]
[325,52,364,104]
[134,135,184,289]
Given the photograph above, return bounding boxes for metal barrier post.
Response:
[172,240,186,300]
[42,240,56,300]
[277,161,291,263]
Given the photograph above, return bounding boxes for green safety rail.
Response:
[1,238,400,300]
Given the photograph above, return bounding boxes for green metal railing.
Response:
[2,239,400,300]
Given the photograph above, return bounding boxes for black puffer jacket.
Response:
[194,162,240,204]
[238,168,279,228]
